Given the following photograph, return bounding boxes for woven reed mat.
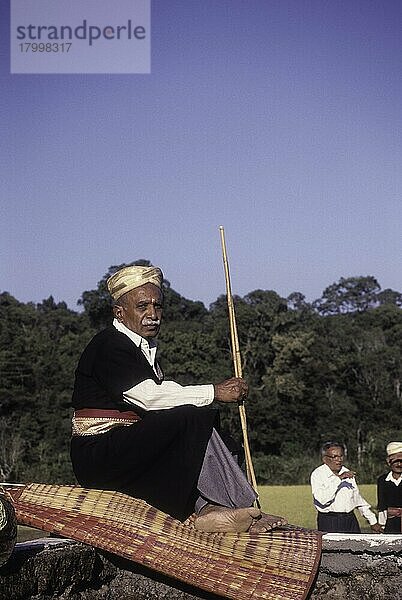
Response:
[7,483,321,600]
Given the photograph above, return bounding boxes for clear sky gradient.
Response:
[1,1,401,310]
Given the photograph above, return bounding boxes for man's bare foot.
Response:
[249,512,288,533]
[194,505,261,533]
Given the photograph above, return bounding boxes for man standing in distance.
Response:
[311,441,382,533]
[71,265,286,533]
[377,442,402,533]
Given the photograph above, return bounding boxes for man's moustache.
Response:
[142,318,161,326]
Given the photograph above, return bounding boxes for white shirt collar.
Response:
[113,318,141,346]
[113,318,157,365]
[385,471,402,486]
[322,463,347,477]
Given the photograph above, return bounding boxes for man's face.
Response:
[387,452,402,477]
[114,283,163,339]
[322,446,344,474]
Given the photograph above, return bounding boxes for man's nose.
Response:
[147,303,157,319]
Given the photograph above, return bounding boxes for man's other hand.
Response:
[214,378,248,403]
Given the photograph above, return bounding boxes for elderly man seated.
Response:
[70,265,286,533]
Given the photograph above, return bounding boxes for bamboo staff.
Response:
[219,226,259,500]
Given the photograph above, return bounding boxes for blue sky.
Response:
[1,0,401,310]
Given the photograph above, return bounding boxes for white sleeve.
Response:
[378,510,387,526]
[355,490,378,525]
[122,379,215,411]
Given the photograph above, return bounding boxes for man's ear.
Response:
[386,457,391,467]
[113,304,124,322]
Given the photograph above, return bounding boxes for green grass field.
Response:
[259,484,377,531]
[17,484,378,541]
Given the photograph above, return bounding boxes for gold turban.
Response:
[107,266,163,301]
[386,442,402,457]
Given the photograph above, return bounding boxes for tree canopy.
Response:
[1,268,401,486]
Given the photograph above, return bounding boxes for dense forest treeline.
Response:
[1,262,401,486]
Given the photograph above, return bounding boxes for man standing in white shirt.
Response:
[311,441,382,533]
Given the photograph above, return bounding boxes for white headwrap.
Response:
[107,266,163,301]
[386,442,402,457]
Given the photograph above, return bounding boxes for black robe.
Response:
[70,327,218,521]
[377,473,402,533]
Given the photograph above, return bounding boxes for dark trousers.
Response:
[384,515,402,533]
[317,511,361,533]
[71,405,217,521]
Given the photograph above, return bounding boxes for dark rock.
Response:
[310,534,402,600]
[0,494,17,568]
[0,534,401,599]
